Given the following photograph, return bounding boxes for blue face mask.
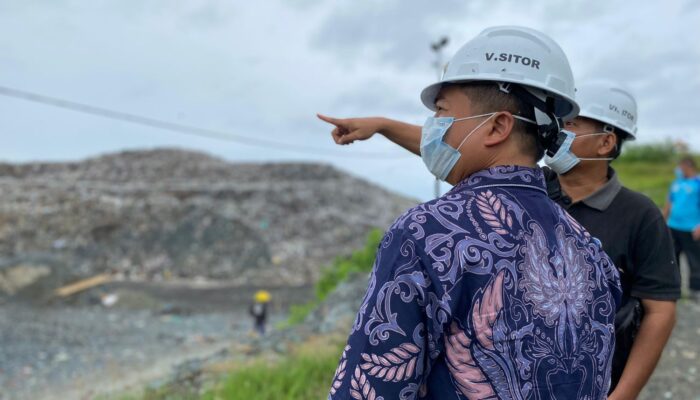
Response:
[420,113,496,181]
[675,167,685,180]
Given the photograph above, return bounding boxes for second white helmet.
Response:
[576,81,638,140]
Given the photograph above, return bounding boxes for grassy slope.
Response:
[201,337,344,400]
[613,160,674,207]
[612,141,682,206]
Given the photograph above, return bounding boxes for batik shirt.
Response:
[329,166,622,400]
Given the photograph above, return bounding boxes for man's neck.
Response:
[487,152,538,170]
[451,153,537,185]
[558,163,610,203]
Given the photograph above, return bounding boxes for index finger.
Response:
[317,113,343,126]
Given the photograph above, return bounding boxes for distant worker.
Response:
[250,290,270,335]
[665,156,700,300]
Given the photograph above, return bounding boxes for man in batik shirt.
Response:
[327,26,621,399]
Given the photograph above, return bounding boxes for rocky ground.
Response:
[640,298,700,400]
[1,272,699,399]
[0,303,239,400]
[0,282,314,400]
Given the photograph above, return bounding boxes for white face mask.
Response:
[544,131,615,174]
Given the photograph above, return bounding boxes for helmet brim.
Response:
[421,76,580,121]
[577,111,637,140]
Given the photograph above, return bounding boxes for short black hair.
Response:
[609,132,626,160]
[680,156,697,169]
[455,82,543,160]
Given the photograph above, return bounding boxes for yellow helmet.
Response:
[254,290,271,303]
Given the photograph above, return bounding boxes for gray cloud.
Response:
[555,2,700,136]
[310,0,470,70]
[0,0,698,201]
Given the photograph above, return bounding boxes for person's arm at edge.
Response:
[663,182,675,221]
[608,299,676,400]
[693,177,700,239]
[662,202,670,220]
[610,208,679,400]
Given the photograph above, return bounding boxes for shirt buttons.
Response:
[562,196,572,205]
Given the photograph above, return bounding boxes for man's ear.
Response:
[598,133,618,156]
[483,112,514,147]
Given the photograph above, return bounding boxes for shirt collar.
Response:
[676,174,698,183]
[580,168,622,211]
[451,165,548,195]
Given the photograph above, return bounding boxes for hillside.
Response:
[0,149,417,297]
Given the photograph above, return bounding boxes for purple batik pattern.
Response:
[329,166,621,400]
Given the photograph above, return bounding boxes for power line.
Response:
[0,85,411,160]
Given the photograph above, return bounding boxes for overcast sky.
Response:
[1,0,698,201]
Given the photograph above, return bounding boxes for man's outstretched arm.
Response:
[317,114,422,156]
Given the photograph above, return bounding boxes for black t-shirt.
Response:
[544,167,681,300]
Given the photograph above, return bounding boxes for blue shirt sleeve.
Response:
[328,230,440,399]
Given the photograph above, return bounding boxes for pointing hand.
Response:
[317,114,384,145]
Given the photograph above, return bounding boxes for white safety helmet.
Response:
[421,26,579,121]
[576,81,638,140]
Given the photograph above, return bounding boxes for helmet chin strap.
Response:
[577,156,614,161]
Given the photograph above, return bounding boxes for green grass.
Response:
[280,228,383,327]
[314,228,382,300]
[201,345,343,400]
[100,339,344,400]
[613,160,675,206]
[616,140,677,163]
[98,384,200,400]
[613,141,697,206]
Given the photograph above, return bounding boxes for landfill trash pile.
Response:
[0,148,417,299]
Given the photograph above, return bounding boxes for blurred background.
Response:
[0,1,698,399]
